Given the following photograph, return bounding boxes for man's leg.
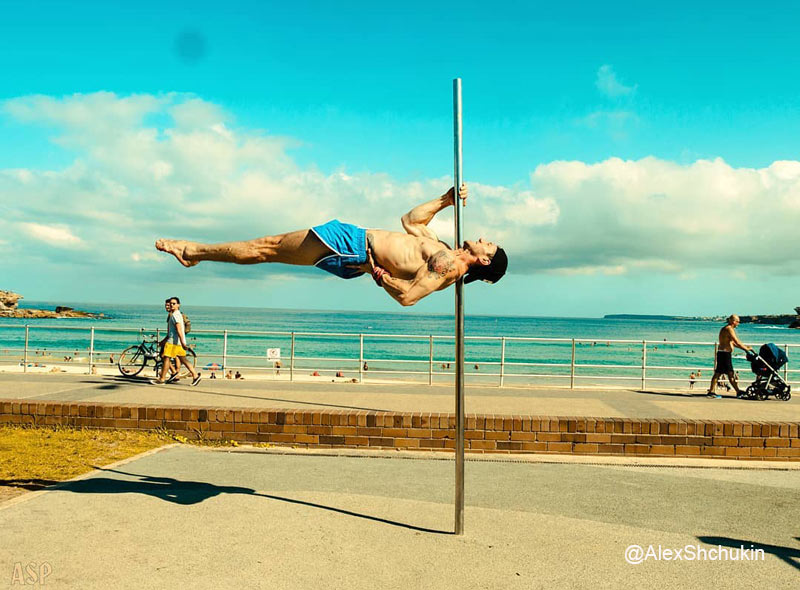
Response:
[177,355,198,380]
[155,230,332,268]
[153,354,171,384]
[178,355,202,385]
[728,371,745,395]
[707,372,721,394]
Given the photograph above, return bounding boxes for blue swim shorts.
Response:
[310,219,368,279]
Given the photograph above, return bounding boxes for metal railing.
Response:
[0,324,797,389]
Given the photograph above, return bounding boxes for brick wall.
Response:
[2,400,799,460]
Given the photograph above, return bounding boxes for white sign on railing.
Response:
[266,348,281,361]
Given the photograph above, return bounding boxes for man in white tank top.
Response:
[151,297,201,386]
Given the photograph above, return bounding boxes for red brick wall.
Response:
[2,400,799,460]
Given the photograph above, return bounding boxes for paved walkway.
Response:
[1,372,798,421]
[0,446,798,589]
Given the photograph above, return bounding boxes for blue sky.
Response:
[2,0,800,317]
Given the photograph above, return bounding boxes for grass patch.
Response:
[0,425,172,503]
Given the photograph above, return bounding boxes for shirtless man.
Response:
[155,185,508,306]
[707,315,752,398]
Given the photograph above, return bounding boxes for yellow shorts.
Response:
[163,343,187,358]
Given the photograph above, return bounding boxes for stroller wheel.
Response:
[757,389,769,401]
[744,385,757,400]
[780,390,791,401]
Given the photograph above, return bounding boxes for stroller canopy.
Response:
[759,343,788,370]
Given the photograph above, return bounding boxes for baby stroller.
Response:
[743,343,791,401]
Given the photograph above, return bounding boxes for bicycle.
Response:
[118,333,197,379]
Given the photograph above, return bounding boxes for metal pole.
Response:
[290,332,295,382]
[499,337,506,387]
[89,327,95,374]
[784,343,789,382]
[23,325,29,373]
[359,334,364,383]
[641,341,647,390]
[222,330,228,372]
[453,78,465,536]
[570,339,576,389]
[429,335,434,386]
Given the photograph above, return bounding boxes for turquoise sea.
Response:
[1,301,799,387]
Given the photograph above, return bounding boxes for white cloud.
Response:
[2,92,800,289]
[19,222,83,247]
[517,156,800,275]
[596,64,637,98]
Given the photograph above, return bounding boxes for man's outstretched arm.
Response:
[400,185,467,240]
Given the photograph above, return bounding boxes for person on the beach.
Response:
[707,315,752,398]
[151,297,201,386]
[155,185,508,307]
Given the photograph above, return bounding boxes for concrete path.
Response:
[0,446,798,589]
[1,372,798,421]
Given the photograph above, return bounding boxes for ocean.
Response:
[1,301,799,387]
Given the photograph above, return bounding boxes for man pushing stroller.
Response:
[707,315,753,399]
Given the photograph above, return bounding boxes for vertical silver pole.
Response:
[23,325,29,373]
[499,337,506,387]
[713,342,718,379]
[359,334,364,383]
[641,341,647,390]
[453,78,465,536]
[784,344,789,382]
[89,327,95,374]
[429,335,434,385]
[222,330,228,371]
[290,332,295,382]
[570,339,576,389]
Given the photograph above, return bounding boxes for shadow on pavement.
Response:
[637,390,743,400]
[51,467,451,535]
[697,536,800,571]
[81,377,391,412]
[0,478,60,491]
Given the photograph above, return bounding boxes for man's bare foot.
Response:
[155,239,198,267]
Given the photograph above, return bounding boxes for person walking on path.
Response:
[155,185,507,307]
[707,315,752,398]
[151,297,201,386]
[158,298,179,380]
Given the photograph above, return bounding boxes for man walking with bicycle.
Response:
[151,297,201,386]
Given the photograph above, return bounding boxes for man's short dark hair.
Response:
[464,247,508,285]
[169,297,181,304]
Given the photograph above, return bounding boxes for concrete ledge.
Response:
[2,398,799,460]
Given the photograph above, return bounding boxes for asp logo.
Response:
[10,562,52,586]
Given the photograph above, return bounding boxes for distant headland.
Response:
[0,290,105,319]
[605,308,800,329]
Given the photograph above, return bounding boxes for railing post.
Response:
[222,330,228,371]
[359,334,364,383]
[23,325,29,373]
[290,332,295,382]
[713,342,718,377]
[784,343,789,382]
[570,339,576,389]
[499,337,506,387]
[641,340,647,390]
[429,335,434,385]
[89,327,95,374]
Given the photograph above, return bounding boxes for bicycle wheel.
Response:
[118,345,146,377]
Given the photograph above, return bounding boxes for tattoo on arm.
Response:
[427,251,454,278]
